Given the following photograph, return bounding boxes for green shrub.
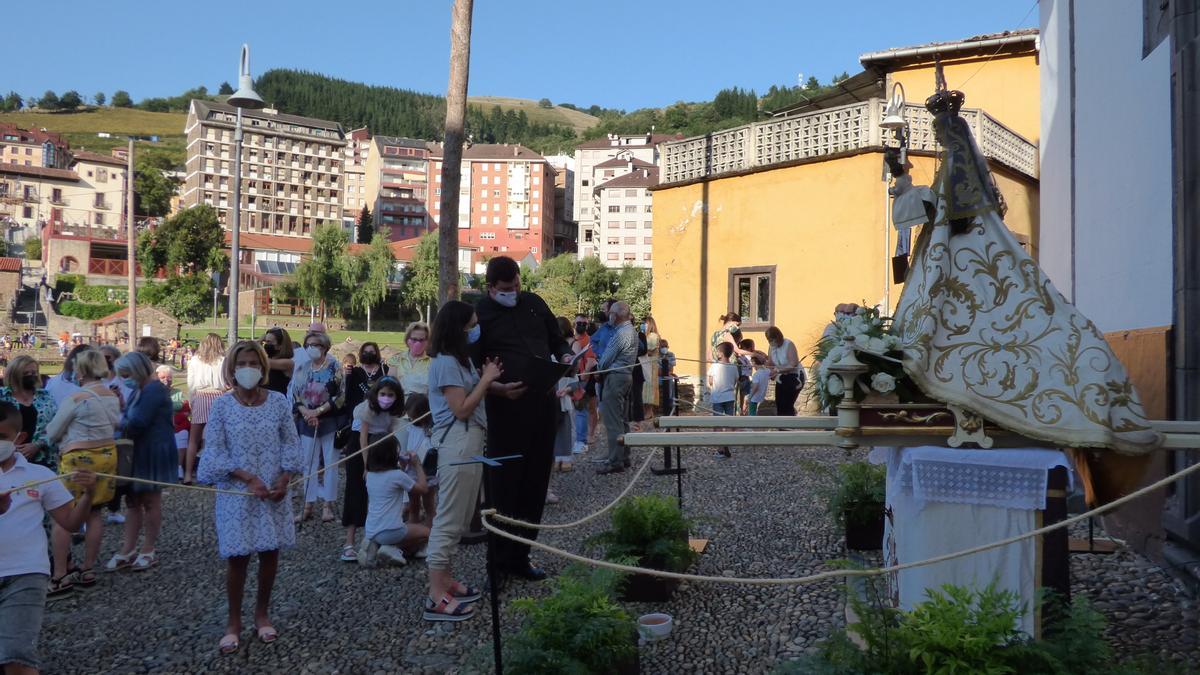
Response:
[590,494,697,572]
[24,236,40,260]
[782,583,1142,675]
[75,285,127,304]
[55,273,85,295]
[58,300,122,320]
[825,462,886,529]
[507,565,636,674]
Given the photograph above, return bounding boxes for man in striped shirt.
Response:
[596,302,639,474]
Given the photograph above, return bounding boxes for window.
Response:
[645,204,653,213]
[435,188,441,196]
[644,236,652,245]
[96,168,108,183]
[728,266,776,330]
[480,215,487,225]
[607,237,619,245]
[607,205,620,213]
[492,216,500,225]
[644,221,653,229]
[481,176,489,185]
[532,190,539,198]
[493,163,501,171]
[624,236,636,244]
[582,180,589,187]
[624,205,637,213]
[532,216,539,225]
[480,232,496,240]
[532,204,539,212]
[625,189,638,197]
[643,252,652,260]
[493,190,501,197]
[584,230,594,242]
[22,206,31,218]
[492,203,500,211]
[607,221,619,229]
[624,253,636,260]
[607,252,619,260]
[604,170,614,178]
[625,221,636,229]
[480,189,487,198]
[95,213,105,226]
[50,188,63,203]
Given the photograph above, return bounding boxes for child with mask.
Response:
[342,377,404,564]
[361,433,429,568]
[399,393,436,527]
[0,400,97,672]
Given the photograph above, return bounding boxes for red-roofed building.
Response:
[0,124,70,169]
[425,142,556,263]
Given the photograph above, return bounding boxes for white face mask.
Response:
[493,290,518,308]
[0,440,14,463]
[305,345,323,360]
[234,367,262,390]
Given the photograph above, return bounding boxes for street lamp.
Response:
[225,44,265,345]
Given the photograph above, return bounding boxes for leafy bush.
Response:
[54,273,84,295]
[507,565,636,674]
[781,583,1139,675]
[24,236,41,261]
[590,494,697,573]
[825,462,886,529]
[58,300,122,320]
[75,285,127,304]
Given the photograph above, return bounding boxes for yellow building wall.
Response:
[890,52,1040,143]
[652,152,1040,380]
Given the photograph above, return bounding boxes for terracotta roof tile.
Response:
[595,167,659,190]
[0,258,22,272]
[594,156,655,169]
[71,150,127,168]
[222,231,314,254]
[0,163,79,181]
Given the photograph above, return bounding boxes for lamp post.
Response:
[225,44,265,345]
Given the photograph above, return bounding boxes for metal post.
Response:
[228,107,244,344]
[212,286,218,327]
[127,139,136,340]
[484,462,504,675]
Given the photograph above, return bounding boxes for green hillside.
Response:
[467,96,598,133]
[0,107,187,167]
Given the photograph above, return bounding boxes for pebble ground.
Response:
[39,443,1199,673]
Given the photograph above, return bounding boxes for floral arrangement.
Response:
[812,305,918,410]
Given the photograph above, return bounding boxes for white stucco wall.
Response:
[1039,0,1174,332]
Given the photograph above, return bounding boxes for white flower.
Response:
[884,334,903,350]
[871,372,897,394]
[854,306,867,316]
[866,336,888,353]
[825,375,845,396]
[826,345,849,365]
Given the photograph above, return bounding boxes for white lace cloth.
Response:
[868,446,1072,511]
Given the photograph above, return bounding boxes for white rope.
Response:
[481,452,1200,586]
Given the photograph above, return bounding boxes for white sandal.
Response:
[130,551,158,571]
[104,551,136,572]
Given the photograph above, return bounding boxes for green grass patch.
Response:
[468,96,599,133]
[0,108,186,137]
[179,325,407,346]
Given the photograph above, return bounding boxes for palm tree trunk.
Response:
[437,0,473,308]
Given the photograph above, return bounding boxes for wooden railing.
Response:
[660,98,1038,185]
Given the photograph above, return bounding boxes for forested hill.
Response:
[254,69,582,154]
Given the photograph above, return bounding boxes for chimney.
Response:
[513,146,519,157]
[262,107,279,115]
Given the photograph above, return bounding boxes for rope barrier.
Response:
[480,449,1200,586]
[489,450,657,531]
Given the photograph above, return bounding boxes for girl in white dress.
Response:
[197,341,303,655]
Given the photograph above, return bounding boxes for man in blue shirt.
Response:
[596,302,639,474]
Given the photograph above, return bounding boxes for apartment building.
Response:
[0,124,70,169]
[594,165,656,268]
[545,154,576,256]
[183,100,346,238]
[427,143,556,262]
[0,152,126,233]
[342,126,371,235]
[364,136,430,241]
[573,133,673,262]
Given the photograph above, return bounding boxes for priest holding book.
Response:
[472,256,573,581]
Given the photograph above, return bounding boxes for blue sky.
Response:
[14,0,1037,111]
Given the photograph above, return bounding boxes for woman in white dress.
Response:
[184,333,226,484]
[197,340,303,655]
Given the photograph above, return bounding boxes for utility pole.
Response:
[437,0,473,307]
[126,138,136,340]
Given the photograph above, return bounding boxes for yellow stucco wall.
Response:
[652,152,1040,379]
[890,52,1040,143]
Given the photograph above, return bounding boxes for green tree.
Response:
[59,90,83,109]
[293,222,351,320]
[218,81,234,95]
[157,273,213,325]
[0,92,22,112]
[37,90,59,110]
[24,237,40,260]
[356,205,373,244]
[345,234,395,331]
[137,205,223,277]
[615,264,652,320]
[134,159,179,217]
[805,75,821,90]
[111,90,133,108]
[576,256,617,313]
[538,98,553,108]
[94,92,106,106]
[403,233,439,322]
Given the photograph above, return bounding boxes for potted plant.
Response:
[508,566,640,674]
[826,462,887,550]
[591,495,698,602]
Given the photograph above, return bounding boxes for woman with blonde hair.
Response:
[640,316,661,426]
[390,321,431,399]
[46,348,121,594]
[198,341,303,653]
[0,354,58,469]
[184,333,226,485]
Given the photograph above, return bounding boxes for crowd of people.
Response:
[0,252,816,670]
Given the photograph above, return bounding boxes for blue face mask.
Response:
[123,377,140,390]
[466,324,481,344]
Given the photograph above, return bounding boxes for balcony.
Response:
[94,200,111,211]
[49,197,67,206]
[660,98,1038,185]
[48,223,126,241]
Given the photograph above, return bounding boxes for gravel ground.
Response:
[39,442,1200,673]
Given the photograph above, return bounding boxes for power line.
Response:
[956,1,1040,89]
